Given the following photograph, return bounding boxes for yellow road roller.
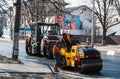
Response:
[60,45,103,73]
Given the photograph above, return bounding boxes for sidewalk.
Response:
[0,37,54,73]
[0,54,53,73]
[0,56,67,79]
[0,60,52,73]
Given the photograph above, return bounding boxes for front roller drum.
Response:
[77,59,103,73]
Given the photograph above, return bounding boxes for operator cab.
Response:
[30,22,60,37]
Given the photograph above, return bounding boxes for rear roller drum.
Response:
[75,60,103,74]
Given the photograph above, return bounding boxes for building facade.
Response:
[66,5,120,36]
[66,5,97,35]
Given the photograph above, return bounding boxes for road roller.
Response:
[26,22,60,59]
[59,44,103,73]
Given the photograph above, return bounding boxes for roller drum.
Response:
[79,59,103,73]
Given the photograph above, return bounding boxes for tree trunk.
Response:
[102,29,106,45]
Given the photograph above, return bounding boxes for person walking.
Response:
[52,42,61,72]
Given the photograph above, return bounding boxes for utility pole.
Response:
[12,0,21,60]
[91,0,95,47]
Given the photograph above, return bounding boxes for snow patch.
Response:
[107,50,115,56]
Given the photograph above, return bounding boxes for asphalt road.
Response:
[0,40,120,79]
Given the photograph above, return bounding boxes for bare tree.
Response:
[94,0,120,45]
[22,0,67,23]
[110,0,120,16]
